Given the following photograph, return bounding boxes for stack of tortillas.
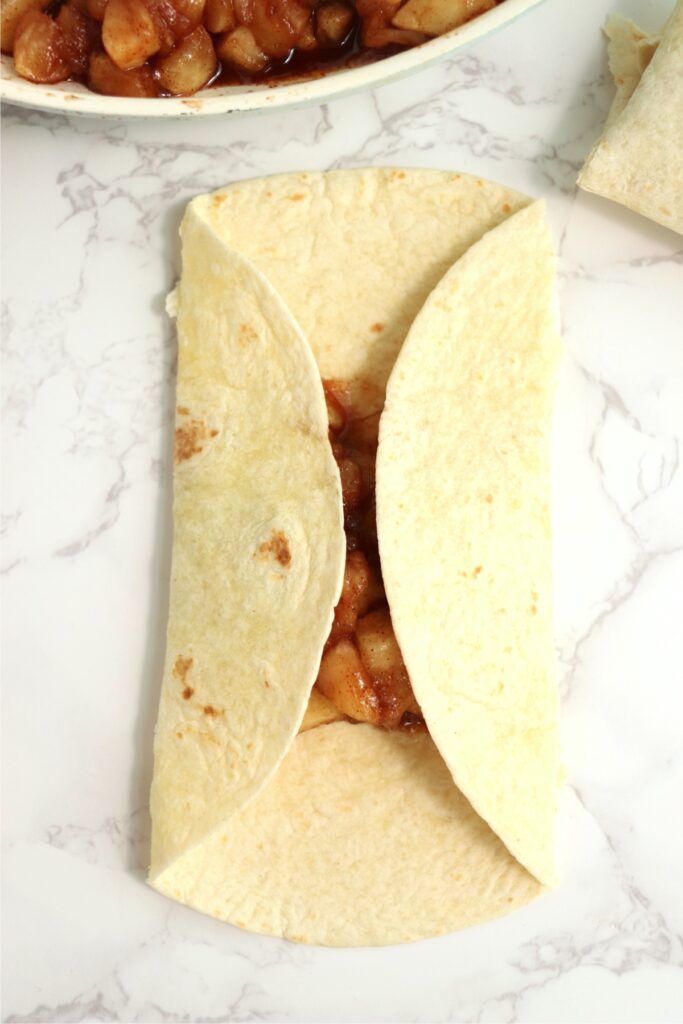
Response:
[578,0,683,236]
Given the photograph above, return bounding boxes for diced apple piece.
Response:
[13,11,69,82]
[329,551,373,643]
[392,0,494,37]
[56,0,91,75]
[362,21,425,46]
[1,0,50,54]
[248,0,308,57]
[89,49,158,94]
[156,24,216,93]
[216,25,268,72]
[204,0,234,32]
[356,609,417,725]
[356,609,403,675]
[173,0,206,31]
[314,0,354,46]
[317,639,381,725]
[102,0,160,70]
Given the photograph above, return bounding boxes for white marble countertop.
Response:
[2,0,683,1020]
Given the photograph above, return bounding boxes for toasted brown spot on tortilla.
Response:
[288,193,305,201]
[502,203,512,213]
[203,704,223,717]
[485,494,493,503]
[257,530,292,567]
[473,566,482,577]
[175,419,215,464]
[264,678,271,688]
[176,731,183,739]
[177,405,190,416]
[182,687,194,700]
[530,605,537,615]
[173,655,193,682]
[371,322,385,333]
[239,322,258,344]
[212,194,227,210]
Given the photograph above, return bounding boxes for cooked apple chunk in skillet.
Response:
[2,0,506,96]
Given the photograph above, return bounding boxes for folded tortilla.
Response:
[150,170,562,946]
[377,202,561,887]
[578,1,683,236]
[600,15,660,131]
[150,213,347,878]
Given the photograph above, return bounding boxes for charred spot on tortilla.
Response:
[371,323,385,334]
[257,530,292,568]
[174,417,219,464]
[173,657,195,700]
[316,379,424,731]
[203,705,223,717]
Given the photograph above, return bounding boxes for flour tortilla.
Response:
[191,169,528,405]
[154,723,541,947]
[150,170,560,945]
[377,201,562,887]
[149,209,346,876]
[601,15,660,130]
[578,1,683,235]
